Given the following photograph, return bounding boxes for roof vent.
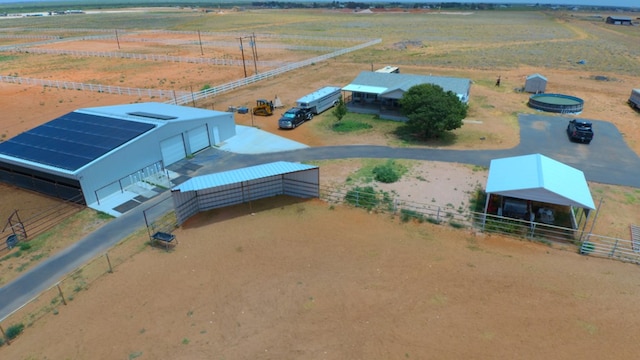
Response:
[127,112,177,120]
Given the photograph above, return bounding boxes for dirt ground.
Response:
[4,198,640,359]
[1,8,640,359]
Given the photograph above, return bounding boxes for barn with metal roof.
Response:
[342,71,471,121]
[171,161,320,225]
[0,102,235,207]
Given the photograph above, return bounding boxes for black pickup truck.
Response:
[566,119,593,144]
[278,107,313,129]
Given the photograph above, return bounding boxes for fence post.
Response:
[609,239,619,258]
[0,324,10,345]
[105,252,113,273]
[56,283,67,306]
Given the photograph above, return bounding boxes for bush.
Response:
[5,323,25,340]
[18,242,32,251]
[400,209,425,223]
[373,163,400,183]
[345,186,378,210]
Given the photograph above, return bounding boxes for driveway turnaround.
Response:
[1,113,639,321]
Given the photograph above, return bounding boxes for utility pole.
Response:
[238,37,247,78]
[115,29,120,50]
[250,34,258,75]
[197,30,204,56]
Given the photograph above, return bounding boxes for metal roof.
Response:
[296,86,341,104]
[485,154,595,210]
[80,102,227,123]
[526,73,547,81]
[0,112,155,171]
[172,161,319,192]
[342,71,471,99]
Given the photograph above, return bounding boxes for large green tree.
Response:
[398,84,468,139]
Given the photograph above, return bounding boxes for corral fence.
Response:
[9,48,291,67]
[578,233,640,265]
[320,184,586,244]
[0,75,188,100]
[169,38,382,106]
[2,182,637,344]
[0,196,84,254]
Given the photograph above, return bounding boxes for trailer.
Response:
[296,86,342,115]
[629,89,640,110]
[375,66,400,74]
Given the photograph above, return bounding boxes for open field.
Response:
[1,7,640,358]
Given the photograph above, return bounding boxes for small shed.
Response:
[171,161,319,225]
[524,74,547,94]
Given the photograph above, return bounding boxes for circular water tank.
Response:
[528,93,584,113]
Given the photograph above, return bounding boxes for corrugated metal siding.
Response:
[173,190,198,225]
[171,162,319,225]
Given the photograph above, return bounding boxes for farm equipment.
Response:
[252,99,274,116]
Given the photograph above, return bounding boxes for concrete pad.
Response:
[217,125,308,154]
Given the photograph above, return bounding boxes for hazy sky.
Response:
[0,0,636,7]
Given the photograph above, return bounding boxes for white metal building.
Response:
[0,102,235,206]
[171,161,320,225]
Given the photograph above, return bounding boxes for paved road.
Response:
[1,114,639,321]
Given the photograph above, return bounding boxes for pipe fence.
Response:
[0,75,189,100]
[169,38,382,105]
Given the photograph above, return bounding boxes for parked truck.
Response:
[629,89,640,110]
[296,86,342,115]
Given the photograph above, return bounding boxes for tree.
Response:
[332,97,347,121]
[398,83,468,139]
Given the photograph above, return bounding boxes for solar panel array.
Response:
[0,112,155,171]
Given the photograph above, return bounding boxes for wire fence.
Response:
[0,183,638,343]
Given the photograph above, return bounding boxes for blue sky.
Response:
[0,0,636,7]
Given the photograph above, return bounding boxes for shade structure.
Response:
[485,154,595,210]
[171,161,320,224]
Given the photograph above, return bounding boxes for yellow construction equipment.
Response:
[252,99,274,116]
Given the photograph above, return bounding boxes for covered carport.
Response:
[171,161,319,225]
[483,154,596,230]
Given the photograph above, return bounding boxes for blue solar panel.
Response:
[0,112,155,171]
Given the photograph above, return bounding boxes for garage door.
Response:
[160,134,186,166]
[188,125,210,154]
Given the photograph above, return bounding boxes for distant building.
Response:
[606,16,632,25]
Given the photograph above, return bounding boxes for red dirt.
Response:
[1,10,640,359]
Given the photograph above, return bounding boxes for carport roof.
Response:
[485,154,595,210]
[172,161,318,192]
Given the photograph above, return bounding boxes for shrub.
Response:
[400,209,425,223]
[373,163,400,183]
[5,323,25,340]
[18,242,32,251]
[345,186,378,210]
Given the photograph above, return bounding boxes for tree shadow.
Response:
[393,126,458,147]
